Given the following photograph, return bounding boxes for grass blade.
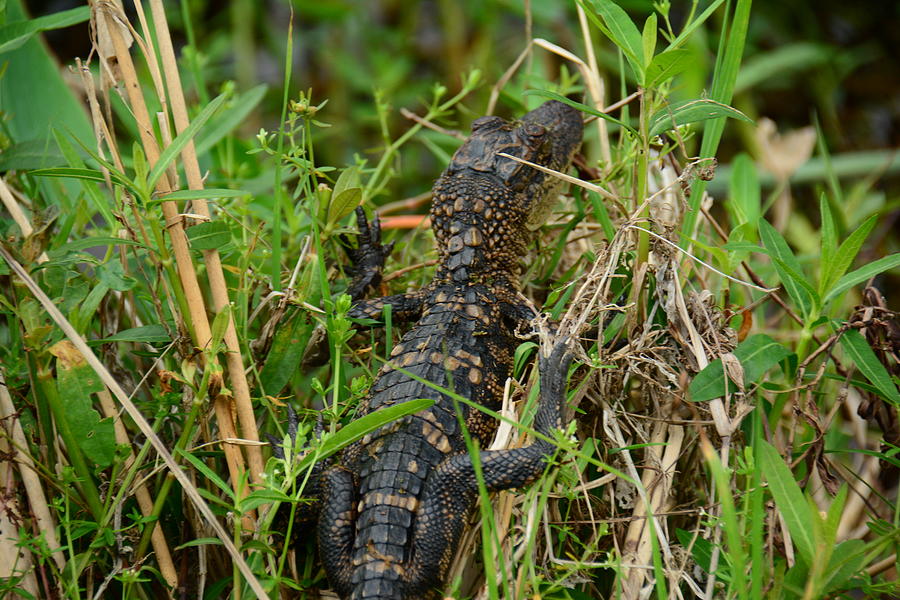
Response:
[758,441,815,566]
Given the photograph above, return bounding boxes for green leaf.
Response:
[727,153,760,232]
[523,89,638,136]
[50,237,149,255]
[155,188,249,204]
[176,538,225,550]
[74,282,110,333]
[824,253,900,304]
[238,489,292,514]
[259,307,316,396]
[97,260,136,292]
[56,355,116,468]
[662,0,726,52]
[682,0,752,238]
[176,447,236,502]
[328,166,363,226]
[295,399,435,472]
[641,13,657,69]
[644,49,692,89]
[839,329,900,406]
[771,256,821,316]
[649,98,753,138]
[821,215,876,296]
[689,334,793,402]
[513,341,538,378]
[822,539,866,594]
[52,130,117,228]
[819,194,837,286]
[584,0,645,83]
[676,528,716,574]
[758,441,815,566]
[30,166,140,197]
[90,324,172,345]
[146,92,228,191]
[186,221,231,251]
[0,6,89,55]
[758,218,814,317]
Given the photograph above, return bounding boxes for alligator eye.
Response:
[471,116,504,132]
[522,123,547,138]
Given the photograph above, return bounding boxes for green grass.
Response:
[1,0,898,598]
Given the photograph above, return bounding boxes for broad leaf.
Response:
[689,334,793,402]
[187,221,231,251]
[52,342,116,468]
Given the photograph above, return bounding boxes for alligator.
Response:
[304,100,582,600]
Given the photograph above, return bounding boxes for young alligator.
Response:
[314,100,582,599]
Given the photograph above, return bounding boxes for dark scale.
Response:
[298,101,583,600]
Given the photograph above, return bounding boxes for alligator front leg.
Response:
[343,207,395,301]
[318,465,359,598]
[404,340,574,596]
[343,206,428,326]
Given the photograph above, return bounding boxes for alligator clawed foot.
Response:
[341,206,395,300]
[268,405,301,460]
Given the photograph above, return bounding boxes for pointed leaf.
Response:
[296,399,434,472]
[759,218,814,317]
[585,0,645,83]
[822,215,876,295]
[824,253,900,304]
[644,49,692,89]
[818,194,837,293]
[0,6,89,55]
[758,441,815,565]
[641,13,657,68]
[523,89,638,136]
[840,329,900,406]
[177,447,236,502]
[649,98,752,138]
[147,92,228,190]
[90,324,172,345]
[727,153,760,231]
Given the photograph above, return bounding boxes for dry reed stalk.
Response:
[618,421,681,598]
[0,371,41,596]
[95,3,249,503]
[0,184,65,577]
[0,246,270,599]
[145,0,266,486]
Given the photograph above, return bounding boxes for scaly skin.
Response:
[314,100,583,599]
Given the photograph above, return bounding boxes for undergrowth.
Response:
[0,1,898,599]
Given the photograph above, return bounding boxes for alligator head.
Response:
[430,100,583,282]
